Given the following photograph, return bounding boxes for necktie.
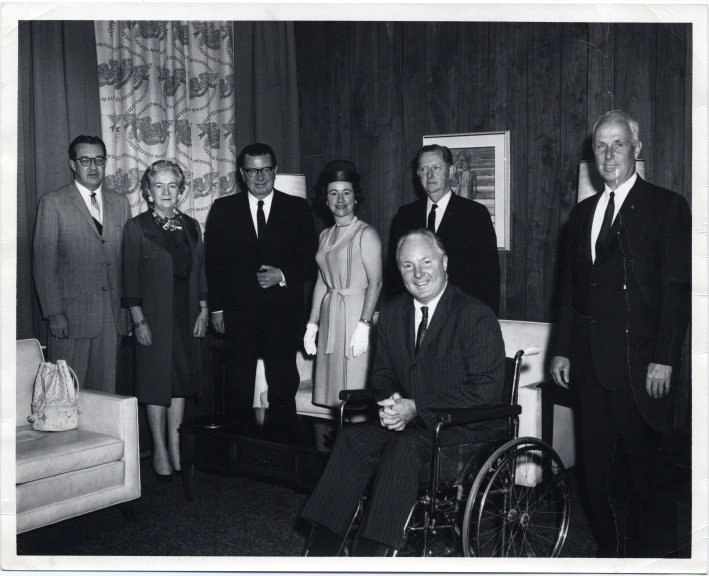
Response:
[90,192,102,236]
[595,191,615,260]
[427,204,438,232]
[257,200,266,239]
[416,306,429,353]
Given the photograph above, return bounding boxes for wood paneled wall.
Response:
[295,22,692,322]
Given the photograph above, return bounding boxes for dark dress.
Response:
[122,211,207,407]
[162,225,196,398]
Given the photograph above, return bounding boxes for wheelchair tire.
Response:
[461,437,571,557]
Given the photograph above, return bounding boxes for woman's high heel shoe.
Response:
[154,471,174,483]
[153,462,174,483]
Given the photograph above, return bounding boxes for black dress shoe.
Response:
[304,525,344,556]
[353,537,391,557]
[154,471,174,483]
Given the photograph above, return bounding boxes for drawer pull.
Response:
[257,454,272,464]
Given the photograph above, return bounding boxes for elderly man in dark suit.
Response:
[390,144,500,315]
[33,135,131,392]
[302,229,505,556]
[205,143,317,425]
[551,110,691,558]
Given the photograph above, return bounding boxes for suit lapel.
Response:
[417,285,452,356]
[437,193,457,235]
[68,183,101,239]
[138,210,170,253]
[101,189,113,229]
[401,297,415,360]
[181,213,199,254]
[583,193,601,265]
[240,191,259,241]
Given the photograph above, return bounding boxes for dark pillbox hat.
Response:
[320,159,360,185]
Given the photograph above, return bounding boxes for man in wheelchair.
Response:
[301,229,507,556]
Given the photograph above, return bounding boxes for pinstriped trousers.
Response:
[48,290,120,394]
[302,420,433,549]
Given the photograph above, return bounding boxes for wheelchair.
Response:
[324,348,571,558]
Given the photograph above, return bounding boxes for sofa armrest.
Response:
[78,391,140,495]
[79,390,137,440]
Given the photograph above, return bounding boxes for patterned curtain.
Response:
[95,21,237,229]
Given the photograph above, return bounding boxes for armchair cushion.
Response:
[16,424,124,484]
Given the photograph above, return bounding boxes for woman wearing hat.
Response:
[304,160,382,407]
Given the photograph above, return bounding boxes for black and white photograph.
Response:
[1,2,706,573]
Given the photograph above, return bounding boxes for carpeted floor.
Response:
[16,456,690,558]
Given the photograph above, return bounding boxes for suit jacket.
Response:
[390,193,500,315]
[121,211,208,406]
[553,176,691,429]
[372,284,506,435]
[33,182,131,338]
[205,189,317,335]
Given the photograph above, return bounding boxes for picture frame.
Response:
[423,131,511,250]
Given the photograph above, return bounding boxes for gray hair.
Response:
[395,228,447,263]
[593,110,641,147]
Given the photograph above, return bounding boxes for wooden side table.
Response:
[179,416,336,501]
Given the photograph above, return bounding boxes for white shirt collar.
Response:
[603,171,637,204]
[426,189,452,213]
[74,180,102,198]
[248,190,274,208]
[414,281,447,319]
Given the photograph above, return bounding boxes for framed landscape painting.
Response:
[423,131,511,250]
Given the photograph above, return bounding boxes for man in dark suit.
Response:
[33,135,131,392]
[551,110,691,558]
[302,229,505,556]
[205,143,317,424]
[390,144,500,314]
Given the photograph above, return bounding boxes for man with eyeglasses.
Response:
[33,135,131,393]
[205,143,317,430]
[389,144,500,315]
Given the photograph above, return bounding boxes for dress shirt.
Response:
[247,190,274,235]
[425,190,452,233]
[590,172,636,263]
[413,282,447,342]
[74,180,103,224]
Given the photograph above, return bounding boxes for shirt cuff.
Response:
[279,271,287,287]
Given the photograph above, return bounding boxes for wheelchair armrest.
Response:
[339,389,375,402]
[434,404,522,426]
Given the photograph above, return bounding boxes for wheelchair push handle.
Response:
[523,346,540,356]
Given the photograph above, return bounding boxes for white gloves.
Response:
[304,323,318,355]
[350,321,370,358]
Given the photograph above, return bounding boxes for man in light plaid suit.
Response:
[33,135,131,393]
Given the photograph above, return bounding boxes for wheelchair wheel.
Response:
[461,437,571,558]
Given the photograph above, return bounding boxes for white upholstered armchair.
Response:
[15,339,140,533]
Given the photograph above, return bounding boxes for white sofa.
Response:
[254,319,576,468]
[15,339,141,533]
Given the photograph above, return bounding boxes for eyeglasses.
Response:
[243,167,274,178]
[76,157,106,167]
[417,165,443,176]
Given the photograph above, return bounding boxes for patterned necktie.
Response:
[427,204,438,232]
[257,200,266,239]
[90,192,102,235]
[416,306,429,353]
[595,191,615,260]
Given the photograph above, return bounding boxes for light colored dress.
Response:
[313,219,373,407]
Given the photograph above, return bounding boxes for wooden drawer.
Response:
[235,441,295,481]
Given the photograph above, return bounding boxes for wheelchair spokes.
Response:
[462,438,571,557]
